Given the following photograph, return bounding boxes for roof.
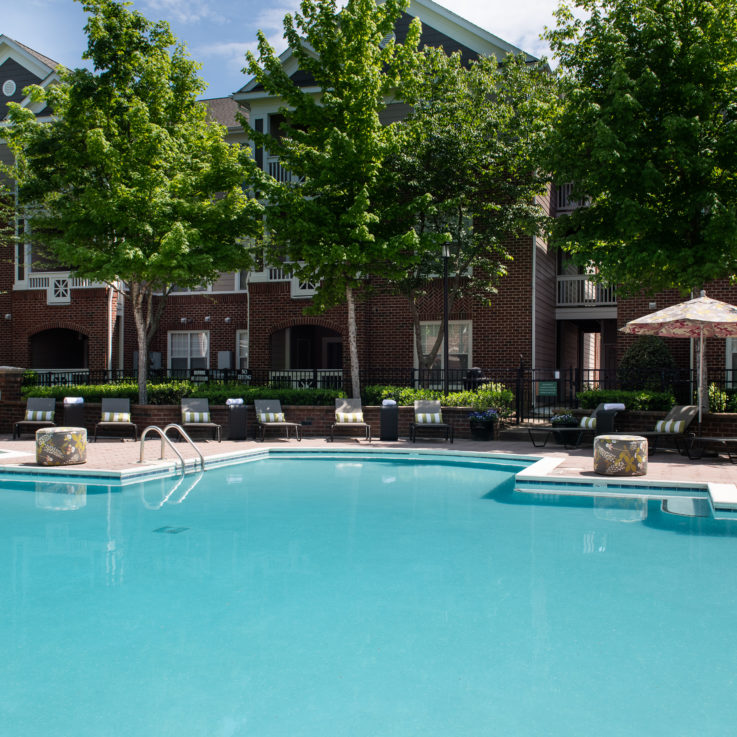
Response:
[202,96,246,128]
[9,37,60,72]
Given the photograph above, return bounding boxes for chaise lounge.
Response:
[329,398,371,442]
[409,400,454,443]
[254,399,302,441]
[94,398,138,442]
[14,397,56,439]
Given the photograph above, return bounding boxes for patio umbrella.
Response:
[620,292,737,425]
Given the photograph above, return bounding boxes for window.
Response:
[16,217,26,282]
[236,330,249,369]
[727,339,737,387]
[169,331,209,370]
[418,321,471,371]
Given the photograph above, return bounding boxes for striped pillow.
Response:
[655,419,685,433]
[579,416,597,429]
[336,411,364,423]
[182,411,211,424]
[259,412,285,423]
[25,410,54,422]
[102,412,131,423]
[416,412,443,424]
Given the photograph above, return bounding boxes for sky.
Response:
[2,0,563,99]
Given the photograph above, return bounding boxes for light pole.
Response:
[442,244,450,396]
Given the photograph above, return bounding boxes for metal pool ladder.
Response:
[138,424,205,471]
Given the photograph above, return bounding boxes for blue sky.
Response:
[3,0,561,99]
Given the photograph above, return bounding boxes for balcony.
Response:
[555,183,587,215]
[16,272,107,304]
[266,156,302,184]
[557,275,616,307]
[250,262,318,298]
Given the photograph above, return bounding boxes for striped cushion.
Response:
[102,412,131,423]
[182,411,211,423]
[25,410,54,422]
[416,412,443,424]
[336,411,364,423]
[655,419,685,433]
[580,416,597,429]
[259,412,285,423]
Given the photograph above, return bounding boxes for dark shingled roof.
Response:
[9,37,60,72]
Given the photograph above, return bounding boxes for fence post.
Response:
[516,358,524,425]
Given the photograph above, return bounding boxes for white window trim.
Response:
[414,320,472,370]
[167,330,210,370]
[726,338,737,387]
[236,329,249,370]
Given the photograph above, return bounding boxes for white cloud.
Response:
[141,0,226,25]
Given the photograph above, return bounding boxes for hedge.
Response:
[22,381,345,406]
[576,389,675,412]
[362,383,515,417]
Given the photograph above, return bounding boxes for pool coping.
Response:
[0,445,735,514]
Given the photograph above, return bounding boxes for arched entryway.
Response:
[30,328,89,369]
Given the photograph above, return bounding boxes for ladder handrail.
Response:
[139,425,188,471]
[163,424,205,470]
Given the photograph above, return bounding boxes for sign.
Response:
[537,381,558,397]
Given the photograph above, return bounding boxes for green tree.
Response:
[245,0,421,398]
[545,0,737,295]
[5,0,262,402]
[377,49,558,369]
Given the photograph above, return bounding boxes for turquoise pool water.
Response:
[1,453,737,736]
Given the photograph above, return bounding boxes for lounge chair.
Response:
[13,397,56,439]
[254,400,302,441]
[409,400,454,443]
[529,403,622,449]
[329,398,371,442]
[180,398,221,442]
[94,398,138,442]
[640,404,698,454]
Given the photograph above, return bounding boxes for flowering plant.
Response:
[468,409,499,423]
[551,413,578,427]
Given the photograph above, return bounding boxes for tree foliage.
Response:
[545,0,737,295]
[376,49,559,368]
[617,335,677,389]
[6,0,262,402]
[244,0,422,397]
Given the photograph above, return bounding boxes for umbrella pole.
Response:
[698,328,704,428]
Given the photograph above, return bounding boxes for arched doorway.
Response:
[30,328,89,369]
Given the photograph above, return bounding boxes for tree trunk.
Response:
[130,282,150,405]
[409,289,457,371]
[346,285,361,398]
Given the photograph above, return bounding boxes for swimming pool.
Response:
[2,451,736,736]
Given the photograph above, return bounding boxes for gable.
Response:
[0,57,43,121]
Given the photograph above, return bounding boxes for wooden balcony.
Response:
[557,275,616,307]
[555,183,587,215]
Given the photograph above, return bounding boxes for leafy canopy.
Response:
[545,0,737,294]
[245,0,422,312]
[6,0,262,293]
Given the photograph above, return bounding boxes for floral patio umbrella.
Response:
[620,292,737,424]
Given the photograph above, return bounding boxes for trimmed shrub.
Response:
[363,383,514,417]
[576,388,675,411]
[22,381,344,406]
[617,336,677,390]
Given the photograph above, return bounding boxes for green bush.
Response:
[22,381,344,406]
[709,383,728,413]
[576,388,675,411]
[363,382,514,417]
[617,336,677,390]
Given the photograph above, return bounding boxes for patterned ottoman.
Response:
[36,427,87,466]
[593,434,648,476]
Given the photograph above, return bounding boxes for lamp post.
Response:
[442,244,450,396]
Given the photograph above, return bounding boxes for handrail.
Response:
[138,425,188,471]
[163,424,205,470]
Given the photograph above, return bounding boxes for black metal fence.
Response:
[23,365,736,423]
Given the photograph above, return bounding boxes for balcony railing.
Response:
[557,275,616,307]
[266,156,302,184]
[555,183,587,214]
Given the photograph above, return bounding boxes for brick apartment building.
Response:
[1,0,733,391]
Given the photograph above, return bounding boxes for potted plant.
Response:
[550,412,579,443]
[468,409,499,441]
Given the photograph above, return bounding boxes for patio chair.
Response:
[329,398,371,442]
[94,398,138,442]
[254,399,301,441]
[640,405,698,454]
[409,400,454,444]
[13,397,56,439]
[180,398,221,442]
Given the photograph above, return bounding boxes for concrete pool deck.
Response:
[0,432,734,488]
